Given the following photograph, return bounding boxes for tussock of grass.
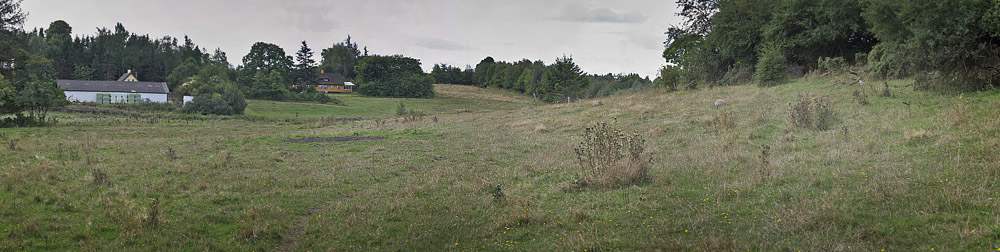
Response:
[790,94,837,130]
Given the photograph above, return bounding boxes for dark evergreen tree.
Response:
[293,41,317,91]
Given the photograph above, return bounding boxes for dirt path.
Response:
[275,198,344,252]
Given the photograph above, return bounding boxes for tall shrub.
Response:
[755,44,788,86]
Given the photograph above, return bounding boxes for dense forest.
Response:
[21,22,217,83]
[663,0,1000,91]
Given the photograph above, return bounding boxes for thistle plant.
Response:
[573,121,651,188]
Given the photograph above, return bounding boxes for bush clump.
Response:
[720,64,754,86]
[354,55,435,98]
[790,94,836,131]
[573,121,651,188]
[852,90,869,106]
[183,82,246,115]
[289,90,342,105]
[658,66,681,91]
[817,57,849,75]
[755,45,788,87]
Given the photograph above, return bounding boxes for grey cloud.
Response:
[554,4,648,23]
[273,1,340,33]
[416,38,473,51]
[629,34,665,51]
[287,13,340,33]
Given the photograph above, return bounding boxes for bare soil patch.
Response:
[282,136,388,143]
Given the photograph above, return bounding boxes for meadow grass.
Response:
[1,78,999,251]
[245,84,532,121]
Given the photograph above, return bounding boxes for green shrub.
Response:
[113,102,181,113]
[396,102,406,117]
[755,45,788,86]
[866,43,910,80]
[288,91,342,105]
[720,64,754,86]
[854,52,868,66]
[658,66,681,91]
[183,94,236,115]
[817,57,849,75]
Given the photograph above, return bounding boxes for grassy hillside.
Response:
[2,77,999,251]
[244,84,532,120]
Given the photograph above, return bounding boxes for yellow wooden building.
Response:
[117,70,139,82]
[311,71,354,93]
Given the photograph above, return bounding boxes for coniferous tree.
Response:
[293,41,317,91]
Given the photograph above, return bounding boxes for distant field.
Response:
[244,84,532,120]
[2,76,1000,251]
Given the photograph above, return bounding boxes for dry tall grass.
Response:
[573,121,651,188]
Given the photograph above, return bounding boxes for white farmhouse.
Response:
[57,71,170,103]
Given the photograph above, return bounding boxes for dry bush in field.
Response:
[947,98,972,126]
[879,82,893,98]
[237,203,274,241]
[852,90,869,106]
[713,109,735,130]
[790,94,836,131]
[91,168,110,186]
[573,121,651,188]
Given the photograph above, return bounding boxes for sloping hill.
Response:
[2,76,999,251]
[435,84,534,104]
[244,84,532,120]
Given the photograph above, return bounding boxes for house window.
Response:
[322,79,329,82]
[320,85,327,89]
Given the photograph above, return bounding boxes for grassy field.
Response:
[2,78,999,251]
[245,84,533,120]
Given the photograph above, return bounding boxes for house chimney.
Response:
[128,69,132,73]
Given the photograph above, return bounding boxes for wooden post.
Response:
[533,93,538,106]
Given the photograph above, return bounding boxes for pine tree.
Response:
[293,41,317,91]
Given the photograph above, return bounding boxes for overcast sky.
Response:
[22,0,681,78]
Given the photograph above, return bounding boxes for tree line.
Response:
[663,0,1000,90]
[1,0,66,126]
[1,0,439,120]
[432,56,656,102]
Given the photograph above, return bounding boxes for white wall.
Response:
[64,91,98,102]
[64,91,169,103]
[141,93,168,103]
